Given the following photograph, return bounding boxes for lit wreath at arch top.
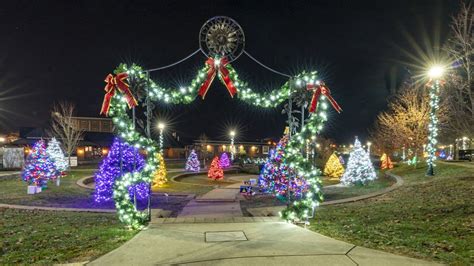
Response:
[100,19,342,230]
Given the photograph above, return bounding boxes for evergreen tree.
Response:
[219,152,231,168]
[22,140,57,187]
[341,137,377,185]
[94,138,146,203]
[208,156,224,180]
[46,137,68,175]
[380,153,394,169]
[324,153,345,179]
[185,149,200,172]
[258,135,307,198]
[152,153,167,187]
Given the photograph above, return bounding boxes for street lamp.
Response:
[158,122,165,155]
[367,141,372,155]
[426,65,445,176]
[229,130,235,161]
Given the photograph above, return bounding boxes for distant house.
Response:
[10,117,115,164]
[186,139,273,160]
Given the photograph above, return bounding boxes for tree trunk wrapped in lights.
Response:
[208,156,224,180]
[324,153,345,180]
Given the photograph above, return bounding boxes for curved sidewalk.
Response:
[88,220,437,265]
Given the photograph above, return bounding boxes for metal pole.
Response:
[145,71,152,222]
[287,80,293,207]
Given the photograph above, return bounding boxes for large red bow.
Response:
[306,82,342,113]
[198,58,237,99]
[100,73,138,116]
[425,78,446,88]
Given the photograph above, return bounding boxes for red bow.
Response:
[306,82,342,113]
[100,73,138,116]
[198,58,237,99]
[425,78,446,88]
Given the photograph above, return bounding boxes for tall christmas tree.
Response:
[258,135,307,198]
[219,152,231,168]
[152,153,167,188]
[380,153,394,169]
[185,149,200,172]
[46,137,68,175]
[208,156,224,180]
[22,140,57,187]
[94,138,146,203]
[324,153,345,179]
[341,137,377,185]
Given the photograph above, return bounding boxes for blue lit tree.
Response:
[94,138,147,203]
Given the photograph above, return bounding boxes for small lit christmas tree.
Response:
[324,153,345,179]
[94,138,146,203]
[339,155,345,165]
[219,152,231,168]
[208,156,224,180]
[341,137,377,185]
[185,149,200,172]
[22,140,57,187]
[152,153,167,187]
[258,135,307,198]
[46,137,68,178]
[380,153,394,169]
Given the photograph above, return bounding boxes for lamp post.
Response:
[426,65,444,176]
[367,141,372,156]
[229,130,235,161]
[158,122,165,156]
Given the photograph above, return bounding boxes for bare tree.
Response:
[50,102,83,167]
[443,1,474,137]
[371,84,448,157]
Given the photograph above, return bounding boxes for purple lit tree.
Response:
[94,138,148,203]
[185,149,200,172]
[219,152,231,168]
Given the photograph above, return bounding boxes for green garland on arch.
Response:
[105,59,338,229]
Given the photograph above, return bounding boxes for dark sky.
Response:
[0,0,457,144]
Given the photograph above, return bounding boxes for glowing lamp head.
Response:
[230,130,235,137]
[428,66,444,79]
[158,122,165,130]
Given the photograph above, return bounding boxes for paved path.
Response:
[177,174,257,218]
[89,221,437,265]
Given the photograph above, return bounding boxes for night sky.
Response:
[0,0,457,144]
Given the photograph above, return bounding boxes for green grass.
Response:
[0,170,94,206]
[0,208,136,264]
[309,163,474,265]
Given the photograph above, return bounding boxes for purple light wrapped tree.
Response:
[219,152,231,168]
[94,138,148,203]
[185,149,200,172]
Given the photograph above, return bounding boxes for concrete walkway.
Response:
[177,175,250,218]
[89,221,436,265]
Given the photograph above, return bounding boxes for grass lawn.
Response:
[0,208,136,264]
[309,162,474,265]
[0,169,94,207]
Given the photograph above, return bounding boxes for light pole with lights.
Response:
[426,65,444,176]
[229,130,235,161]
[158,122,165,156]
[367,141,372,155]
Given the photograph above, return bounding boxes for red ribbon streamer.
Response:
[306,82,342,113]
[198,57,237,99]
[100,73,138,116]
